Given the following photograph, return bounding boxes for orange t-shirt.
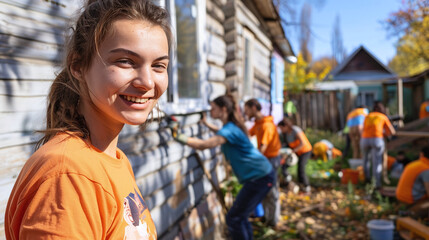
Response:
[362,112,394,138]
[387,155,396,170]
[5,133,157,240]
[249,116,281,158]
[283,126,312,156]
[419,101,429,119]
[396,156,429,204]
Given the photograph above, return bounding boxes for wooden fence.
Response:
[288,90,353,132]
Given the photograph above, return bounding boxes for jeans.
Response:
[226,169,275,240]
[360,137,385,188]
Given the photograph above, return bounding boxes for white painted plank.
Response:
[206,14,224,36]
[236,1,272,50]
[0,79,51,96]
[0,0,81,18]
[0,132,40,149]
[207,64,226,82]
[0,11,66,44]
[208,82,226,101]
[253,40,271,77]
[0,95,46,112]
[0,35,63,61]
[137,150,222,198]
[149,179,209,236]
[0,111,45,134]
[0,58,59,80]
[206,32,226,66]
[206,0,225,22]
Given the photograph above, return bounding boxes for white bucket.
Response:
[348,158,364,169]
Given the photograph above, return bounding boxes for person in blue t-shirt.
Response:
[171,95,275,240]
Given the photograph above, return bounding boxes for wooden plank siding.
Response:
[0,1,79,238]
[223,0,273,103]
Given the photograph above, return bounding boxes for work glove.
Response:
[174,133,189,144]
[166,115,180,137]
[168,121,180,137]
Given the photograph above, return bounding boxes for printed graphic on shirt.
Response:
[123,189,156,240]
[365,115,381,126]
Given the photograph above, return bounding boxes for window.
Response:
[271,53,284,103]
[243,29,254,100]
[357,91,377,108]
[162,0,208,114]
[175,0,199,98]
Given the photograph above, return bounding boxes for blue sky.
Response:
[283,0,404,65]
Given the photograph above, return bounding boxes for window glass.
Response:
[175,0,199,98]
[243,37,252,97]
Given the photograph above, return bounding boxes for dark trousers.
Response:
[226,169,275,240]
[281,151,311,187]
[297,151,311,187]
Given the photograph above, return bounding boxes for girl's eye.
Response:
[153,63,167,70]
[116,59,134,66]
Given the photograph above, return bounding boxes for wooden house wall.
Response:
[0,0,229,239]
[224,0,272,102]
[0,1,80,238]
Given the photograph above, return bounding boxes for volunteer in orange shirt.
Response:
[5,1,171,239]
[278,118,313,193]
[346,106,369,158]
[312,139,343,162]
[396,146,429,217]
[419,100,429,119]
[244,98,281,226]
[361,101,396,189]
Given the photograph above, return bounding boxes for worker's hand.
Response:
[174,133,189,144]
[167,120,180,138]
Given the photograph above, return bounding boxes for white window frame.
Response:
[357,90,377,107]
[160,0,210,115]
[242,28,254,101]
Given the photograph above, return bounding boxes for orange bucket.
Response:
[341,169,359,184]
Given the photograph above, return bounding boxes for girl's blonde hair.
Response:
[37,0,172,148]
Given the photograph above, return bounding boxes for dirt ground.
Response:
[251,181,403,240]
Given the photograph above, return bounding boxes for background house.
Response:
[329,45,398,110]
[0,0,294,239]
[382,69,429,122]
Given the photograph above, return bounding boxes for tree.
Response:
[331,14,346,65]
[385,0,429,76]
[284,53,318,93]
[299,3,313,63]
[310,56,337,80]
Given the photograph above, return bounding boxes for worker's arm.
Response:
[293,134,305,153]
[382,150,390,184]
[201,112,220,132]
[385,118,396,136]
[259,144,268,154]
[186,135,226,150]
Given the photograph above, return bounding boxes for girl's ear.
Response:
[70,55,83,80]
[222,106,228,114]
[70,64,82,80]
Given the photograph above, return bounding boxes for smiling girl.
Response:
[5,0,171,239]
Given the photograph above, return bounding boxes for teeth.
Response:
[123,95,148,104]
